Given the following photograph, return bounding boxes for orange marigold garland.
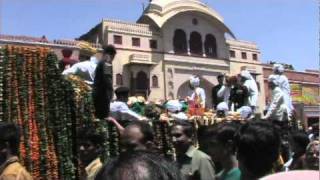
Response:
[12,46,27,165]
[1,45,94,179]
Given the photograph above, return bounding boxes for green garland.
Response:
[0,44,202,179]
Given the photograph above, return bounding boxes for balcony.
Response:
[129,54,156,65]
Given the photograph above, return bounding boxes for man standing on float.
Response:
[273,64,294,119]
[187,76,206,108]
[240,70,259,113]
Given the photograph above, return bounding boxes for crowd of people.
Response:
[0,119,318,180]
[0,42,318,180]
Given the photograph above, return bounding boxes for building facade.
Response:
[79,0,266,109]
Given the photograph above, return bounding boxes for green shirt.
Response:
[216,168,241,180]
[177,146,216,180]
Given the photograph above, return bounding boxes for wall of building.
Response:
[161,12,229,59]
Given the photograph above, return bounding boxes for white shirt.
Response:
[190,87,206,107]
[276,74,294,114]
[62,57,99,84]
[217,85,231,104]
[264,87,288,121]
[110,101,142,121]
[243,79,259,107]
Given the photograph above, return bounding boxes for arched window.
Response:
[173,29,187,54]
[136,71,149,90]
[152,75,159,88]
[205,34,217,58]
[189,31,203,56]
[116,73,123,86]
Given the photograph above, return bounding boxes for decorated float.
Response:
[0,44,254,179]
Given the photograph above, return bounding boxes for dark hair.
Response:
[95,151,184,180]
[234,121,280,178]
[217,74,224,79]
[103,45,117,56]
[115,87,129,98]
[61,48,73,58]
[289,131,310,154]
[144,104,161,119]
[126,121,154,143]
[77,126,105,146]
[205,122,240,144]
[172,120,194,138]
[0,122,20,155]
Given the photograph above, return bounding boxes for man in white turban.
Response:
[237,106,253,120]
[188,76,206,108]
[240,70,259,112]
[273,64,294,118]
[165,100,188,121]
[262,75,288,122]
[216,102,229,117]
[217,75,232,106]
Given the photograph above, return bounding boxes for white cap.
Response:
[190,76,200,87]
[273,64,284,74]
[237,106,252,119]
[240,70,252,80]
[165,100,182,113]
[217,102,229,114]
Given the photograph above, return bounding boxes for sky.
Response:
[1,0,319,71]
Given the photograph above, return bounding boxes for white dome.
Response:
[150,0,201,7]
[138,0,235,38]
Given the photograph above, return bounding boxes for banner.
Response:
[302,86,320,105]
[290,84,320,105]
[291,83,303,103]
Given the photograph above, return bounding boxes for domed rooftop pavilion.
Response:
[137,0,235,38]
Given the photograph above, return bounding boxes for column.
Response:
[202,37,206,57]
[187,32,191,56]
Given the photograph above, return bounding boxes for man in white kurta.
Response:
[273,64,294,118]
[188,76,206,108]
[62,56,99,84]
[62,42,100,84]
[262,75,288,121]
[217,77,231,106]
[62,42,116,86]
[165,100,188,121]
[110,87,143,121]
[240,70,259,111]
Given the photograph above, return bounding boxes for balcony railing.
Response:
[129,54,156,65]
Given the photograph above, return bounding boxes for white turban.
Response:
[273,64,284,74]
[268,74,280,86]
[240,70,253,80]
[237,106,252,119]
[165,100,182,113]
[190,76,200,87]
[217,102,229,114]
